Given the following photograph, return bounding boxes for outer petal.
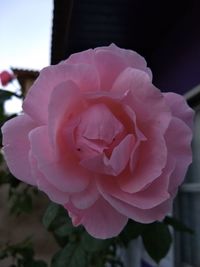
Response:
[98,177,169,210]
[94,49,128,91]
[23,63,100,124]
[67,49,95,65]
[65,198,128,239]
[67,47,132,95]
[102,43,152,79]
[68,44,150,92]
[99,187,173,223]
[29,126,90,193]
[47,80,82,152]
[119,127,167,193]
[112,68,171,134]
[29,154,69,204]
[163,92,194,129]
[165,117,193,194]
[93,43,151,91]
[2,114,37,186]
[98,156,175,210]
[71,181,100,209]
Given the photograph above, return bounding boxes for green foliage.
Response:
[42,201,177,266]
[54,223,74,238]
[0,89,16,119]
[81,232,111,252]
[8,186,33,215]
[164,215,194,234]
[0,171,20,187]
[42,202,61,230]
[0,170,37,215]
[0,89,21,102]
[51,243,86,267]
[118,219,147,246]
[142,222,172,263]
[42,203,123,267]
[0,238,47,267]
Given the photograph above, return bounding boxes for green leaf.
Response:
[164,216,194,234]
[81,232,111,252]
[119,219,147,246]
[20,193,33,213]
[27,260,48,267]
[7,173,20,188]
[48,205,70,232]
[9,191,33,215]
[18,246,34,260]
[9,240,34,260]
[51,243,86,267]
[42,203,61,230]
[0,250,8,259]
[54,223,74,237]
[0,172,10,185]
[53,222,75,247]
[0,90,16,103]
[0,238,47,267]
[142,222,172,263]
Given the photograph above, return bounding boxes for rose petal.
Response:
[84,90,122,101]
[104,43,152,79]
[94,49,127,90]
[2,114,37,185]
[81,134,134,176]
[29,126,90,193]
[23,63,100,124]
[165,117,193,194]
[111,68,172,192]
[123,104,147,171]
[163,92,194,129]
[71,181,100,209]
[29,154,69,204]
[47,80,82,152]
[119,128,167,193]
[65,198,128,239]
[84,92,138,135]
[106,134,135,175]
[99,188,173,223]
[98,156,175,209]
[77,103,124,143]
[67,49,95,65]
[112,68,171,134]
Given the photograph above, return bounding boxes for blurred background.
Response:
[0,1,57,267]
[1,1,200,267]
[0,0,53,114]
[0,1,52,70]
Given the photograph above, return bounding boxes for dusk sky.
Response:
[0,0,53,71]
[0,1,53,113]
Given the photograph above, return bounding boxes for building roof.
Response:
[12,68,39,79]
[11,68,39,95]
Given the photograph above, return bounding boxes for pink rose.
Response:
[2,44,194,239]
